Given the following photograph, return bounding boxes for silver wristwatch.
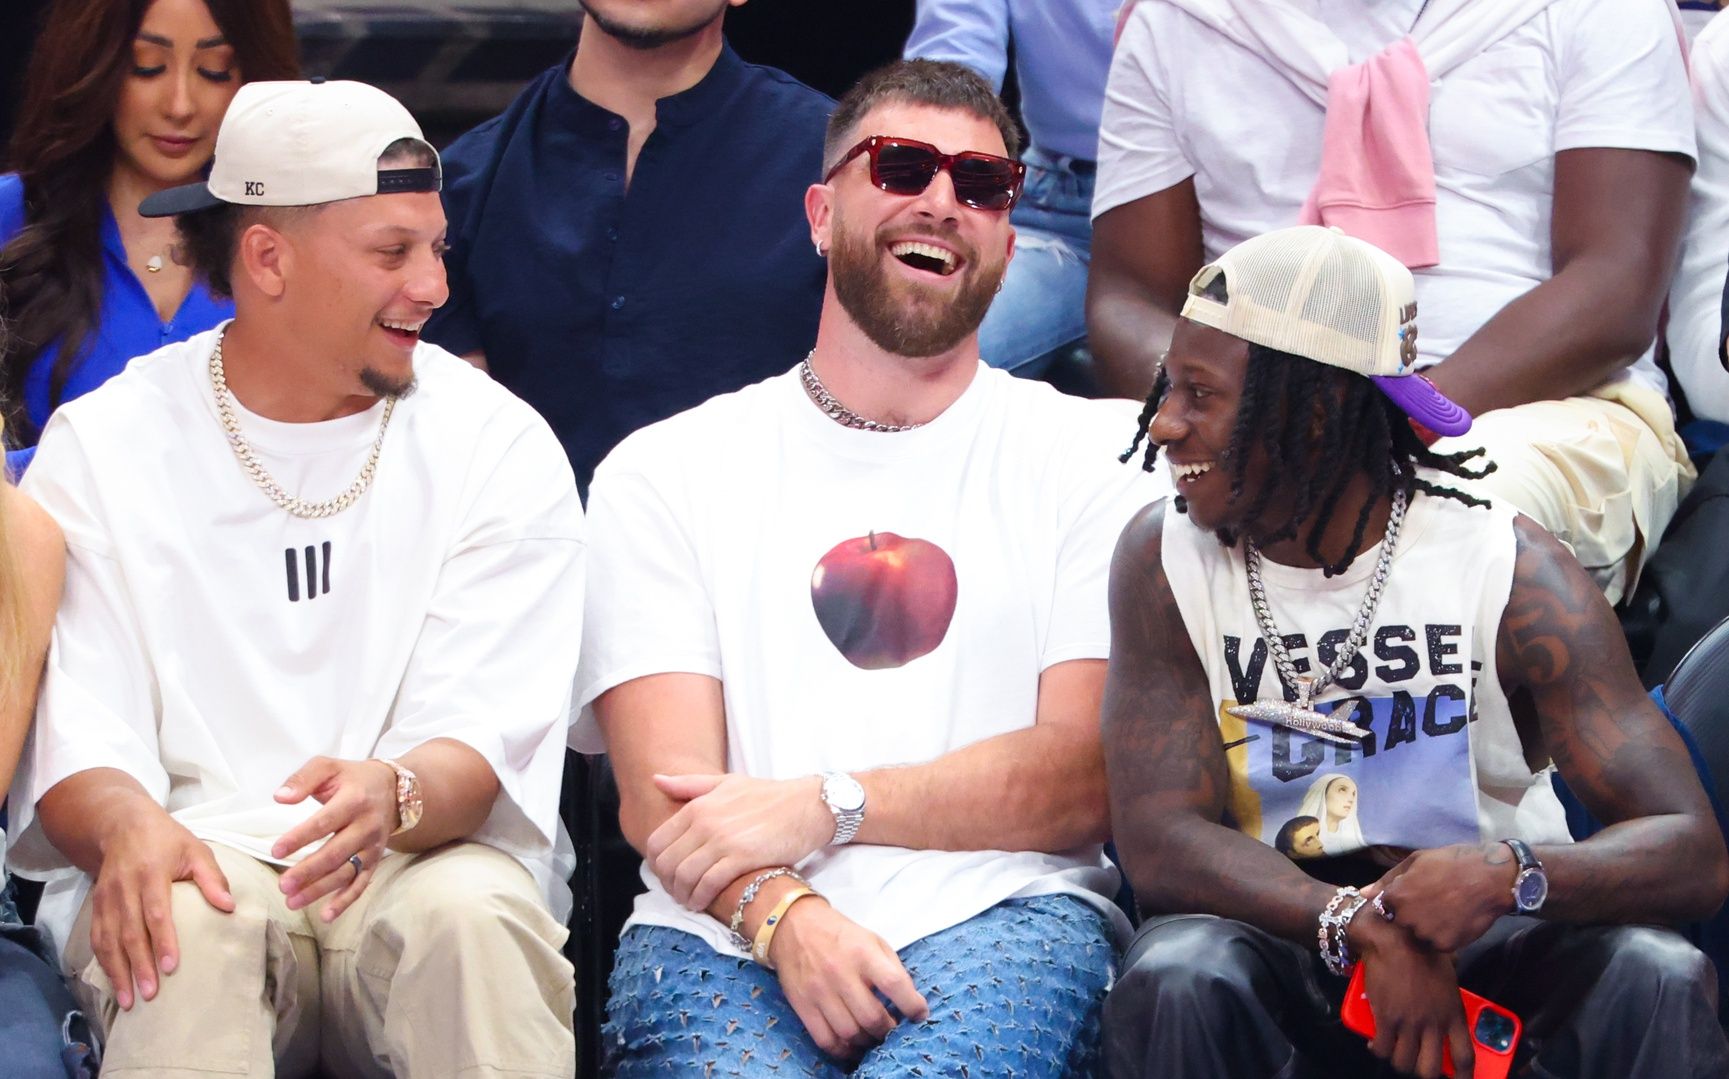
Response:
[820,772,866,846]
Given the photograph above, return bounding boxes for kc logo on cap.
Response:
[137,80,439,219]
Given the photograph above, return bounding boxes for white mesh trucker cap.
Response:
[1179,225,1471,437]
[139,79,439,218]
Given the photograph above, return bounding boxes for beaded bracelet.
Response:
[727,867,804,950]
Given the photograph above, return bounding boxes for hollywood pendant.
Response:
[1229,488,1409,748]
[1227,677,1371,747]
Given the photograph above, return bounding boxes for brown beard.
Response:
[828,214,1005,358]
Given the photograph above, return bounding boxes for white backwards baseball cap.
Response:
[139,79,440,218]
[1180,225,1471,438]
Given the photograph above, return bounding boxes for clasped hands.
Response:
[1349,842,1523,1079]
[88,755,397,1011]
[646,772,836,911]
[649,772,930,1060]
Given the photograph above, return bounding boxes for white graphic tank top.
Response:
[1161,495,1572,865]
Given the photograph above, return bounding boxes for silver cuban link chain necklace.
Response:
[1226,487,1409,746]
[209,328,396,519]
[800,351,925,433]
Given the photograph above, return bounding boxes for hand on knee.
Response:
[767,899,929,1060]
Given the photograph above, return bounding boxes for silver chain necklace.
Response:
[799,352,925,433]
[209,329,396,519]
[1227,488,1408,746]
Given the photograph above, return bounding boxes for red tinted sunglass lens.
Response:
[951,158,1019,209]
[872,142,941,194]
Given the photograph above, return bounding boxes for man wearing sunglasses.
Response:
[576,59,1158,1076]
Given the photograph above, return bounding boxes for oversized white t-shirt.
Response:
[8,327,586,954]
[574,364,1164,956]
[1161,494,1572,862]
[1094,0,1695,393]
[1668,9,1729,424]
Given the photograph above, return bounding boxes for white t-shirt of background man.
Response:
[1668,8,1729,425]
[574,364,1164,958]
[1094,0,1695,393]
[8,327,586,955]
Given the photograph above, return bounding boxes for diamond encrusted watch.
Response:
[820,772,866,845]
[1502,838,1548,913]
[375,758,423,836]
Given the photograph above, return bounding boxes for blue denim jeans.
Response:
[1,880,94,1078]
[603,893,1115,1077]
[981,148,1095,378]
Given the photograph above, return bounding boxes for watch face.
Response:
[824,774,865,813]
[1515,870,1547,911]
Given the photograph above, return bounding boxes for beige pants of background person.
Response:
[65,840,575,1079]
[1431,380,1695,607]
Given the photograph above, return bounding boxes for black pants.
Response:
[1103,913,1729,1079]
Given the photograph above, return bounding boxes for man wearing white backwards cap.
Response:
[6,80,582,1076]
[1101,226,1728,1078]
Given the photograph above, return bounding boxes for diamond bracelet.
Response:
[1318,886,1372,976]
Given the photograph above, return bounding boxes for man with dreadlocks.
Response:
[1100,225,1729,1079]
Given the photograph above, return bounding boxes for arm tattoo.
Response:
[1497,517,1727,923]
[1102,504,1338,935]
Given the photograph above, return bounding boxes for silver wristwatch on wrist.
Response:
[819,772,866,846]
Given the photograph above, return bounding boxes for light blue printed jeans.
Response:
[982,148,1095,379]
[602,894,1115,1077]
[1,876,95,1078]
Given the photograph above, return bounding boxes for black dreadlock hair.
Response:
[1119,344,1497,577]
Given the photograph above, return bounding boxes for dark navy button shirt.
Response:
[0,173,232,474]
[425,45,833,491]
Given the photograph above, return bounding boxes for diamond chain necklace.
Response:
[209,328,396,519]
[1227,488,1408,745]
[799,352,925,433]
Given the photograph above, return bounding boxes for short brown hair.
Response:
[824,59,1021,174]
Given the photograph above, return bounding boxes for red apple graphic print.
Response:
[811,531,959,670]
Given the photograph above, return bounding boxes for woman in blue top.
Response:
[0,0,297,471]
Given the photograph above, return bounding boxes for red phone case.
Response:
[1340,963,1520,1079]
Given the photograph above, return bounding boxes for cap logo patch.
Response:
[1398,323,1419,369]
[244,181,265,196]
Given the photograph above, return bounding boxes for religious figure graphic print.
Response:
[1217,622,1482,860]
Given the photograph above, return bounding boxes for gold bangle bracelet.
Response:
[751,886,819,968]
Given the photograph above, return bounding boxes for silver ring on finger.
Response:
[349,853,364,880]
[1372,893,1394,921]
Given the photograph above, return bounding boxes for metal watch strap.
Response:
[375,757,421,836]
[821,772,865,846]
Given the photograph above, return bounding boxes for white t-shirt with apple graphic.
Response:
[575,361,1165,957]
